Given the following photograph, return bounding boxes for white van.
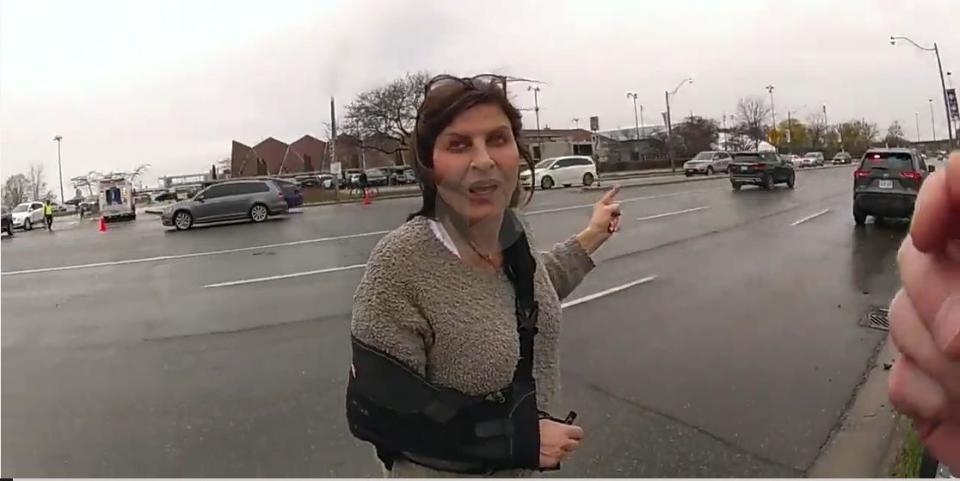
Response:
[98,177,136,221]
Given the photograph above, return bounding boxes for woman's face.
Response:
[432,103,521,224]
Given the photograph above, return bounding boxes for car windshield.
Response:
[733,154,765,162]
[534,159,555,169]
[692,152,715,160]
[861,152,913,170]
[804,153,820,158]
[12,204,30,213]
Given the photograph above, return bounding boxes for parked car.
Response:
[161,179,290,231]
[364,168,389,186]
[683,151,733,176]
[728,151,796,191]
[853,148,933,225]
[269,177,304,208]
[520,156,597,189]
[802,152,825,167]
[344,169,363,188]
[780,154,802,167]
[10,201,44,231]
[2,207,13,236]
[832,152,853,165]
[78,196,100,217]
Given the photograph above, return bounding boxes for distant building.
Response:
[520,128,665,167]
[230,133,412,178]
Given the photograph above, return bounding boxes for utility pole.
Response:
[929,98,937,142]
[640,103,645,134]
[786,111,792,152]
[53,135,64,202]
[528,86,542,160]
[822,104,830,150]
[721,113,727,151]
[890,36,955,148]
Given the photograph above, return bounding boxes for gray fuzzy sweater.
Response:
[351,215,595,477]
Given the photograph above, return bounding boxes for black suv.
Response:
[853,148,934,225]
[728,151,796,191]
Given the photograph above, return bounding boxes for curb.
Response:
[807,336,900,477]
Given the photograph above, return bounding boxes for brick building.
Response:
[230,134,411,178]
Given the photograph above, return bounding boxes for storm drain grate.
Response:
[860,307,890,331]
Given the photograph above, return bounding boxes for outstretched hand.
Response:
[576,185,622,254]
[888,151,960,471]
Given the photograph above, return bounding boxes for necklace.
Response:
[467,240,500,270]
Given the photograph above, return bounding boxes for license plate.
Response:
[741,166,749,172]
[878,180,893,189]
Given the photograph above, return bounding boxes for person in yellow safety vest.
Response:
[43,199,54,230]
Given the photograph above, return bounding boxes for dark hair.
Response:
[408,76,535,221]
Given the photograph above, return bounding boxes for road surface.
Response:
[1,165,906,477]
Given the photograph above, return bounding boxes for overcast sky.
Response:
[2,0,957,190]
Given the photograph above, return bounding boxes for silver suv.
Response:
[161,180,289,231]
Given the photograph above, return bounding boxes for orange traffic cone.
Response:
[362,189,371,206]
[98,216,107,232]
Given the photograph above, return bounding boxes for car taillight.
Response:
[277,191,285,198]
[753,163,766,169]
[900,170,922,180]
[854,169,870,178]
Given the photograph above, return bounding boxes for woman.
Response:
[346,74,621,477]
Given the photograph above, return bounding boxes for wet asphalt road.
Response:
[1,165,909,477]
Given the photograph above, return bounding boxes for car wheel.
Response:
[540,176,554,190]
[786,174,796,189]
[24,218,32,231]
[249,203,269,223]
[6,225,12,236]
[764,175,775,191]
[173,210,193,231]
[685,172,693,177]
[854,207,866,226]
[731,182,742,191]
[582,172,595,186]
[707,166,714,176]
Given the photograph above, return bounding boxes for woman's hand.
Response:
[539,418,583,469]
[888,151,960,472]
[576,185,622,255]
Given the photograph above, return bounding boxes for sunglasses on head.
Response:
[423,74,508,96]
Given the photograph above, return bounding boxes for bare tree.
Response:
[734,97,771,149]
[343,71,430,155]
[27,164,47,201]
[884,121,908,147]
[3,174,30,207]
[806,115,828,150]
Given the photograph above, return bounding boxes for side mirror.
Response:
[195,195,205,202]
[928,165,936,173]
[550,164,560,170]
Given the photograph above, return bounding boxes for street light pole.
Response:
[626,92,641,143]
[528,86,542,160]
[664,78,693,173]
[915,112,922,143]
[929,98,937,142]
[891,36,955,148]
[53,135,64,202]
[765,85,777,139]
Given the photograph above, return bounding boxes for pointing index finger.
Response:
[600,185,621,205]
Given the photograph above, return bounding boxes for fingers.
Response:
[913,152,960,253]
[920,420,960,472]
[888,356,947,420]
[889,290,960,397]
[565,424,584,441]
[599,184,621,205]
[898,237,960,359]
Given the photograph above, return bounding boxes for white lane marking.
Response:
[790,208,831,226]
[527,189,708,216]
[0,231,389,276]
[202,263,367,288]
[561,276,657,309]
[636,206,710,221]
